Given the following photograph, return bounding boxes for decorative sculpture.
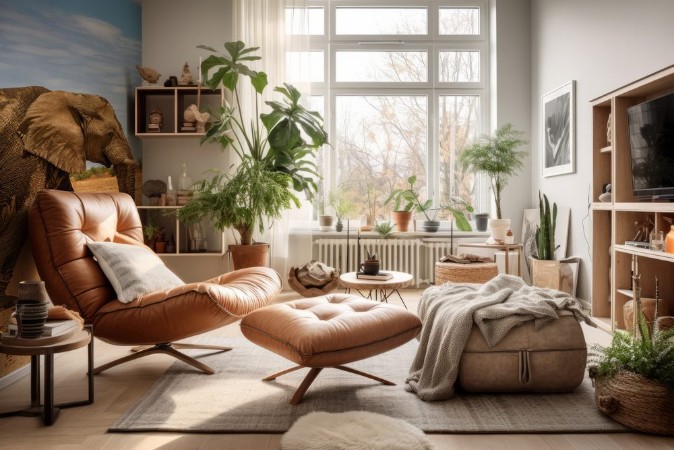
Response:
[135,65,161,84]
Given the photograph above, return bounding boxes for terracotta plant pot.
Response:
[154,241,166,253]
[229,243,269,270]
[391,211,413,232]
[318,215,335,232]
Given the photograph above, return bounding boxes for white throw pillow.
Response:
[87,242,184,304]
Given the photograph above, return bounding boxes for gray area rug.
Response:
[109,337,627,433]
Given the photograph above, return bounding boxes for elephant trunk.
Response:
[114,160,136,198]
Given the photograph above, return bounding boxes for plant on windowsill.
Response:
[384,175,473,233]
[176,41,328,269]
[588,307,674,434]
[460,123,527,242]
[374,221,395,239]
[329,188,357,232]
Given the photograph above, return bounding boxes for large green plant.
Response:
[177,159,298,245]
[589,312,674,388]
[460,123,527,219]
[384,175,473,231]
[535,192,558,260]
[199,41,327,197]
[178,41,328,244]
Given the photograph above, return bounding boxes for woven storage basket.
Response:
[591,370,674,435]
[435,262,498,285]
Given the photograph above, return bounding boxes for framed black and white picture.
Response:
[542,80,575,177]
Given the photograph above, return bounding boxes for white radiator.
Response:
[314,238,421,286]
[420,240,454,285]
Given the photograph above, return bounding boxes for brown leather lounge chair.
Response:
[29,190,281,374]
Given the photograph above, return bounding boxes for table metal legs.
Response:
[344,287,408,309]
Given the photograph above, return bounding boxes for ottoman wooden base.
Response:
[435,261,498,285]
[240,293,421,404]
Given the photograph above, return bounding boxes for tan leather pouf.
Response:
[458,310,587,393]
[241,293,422,404]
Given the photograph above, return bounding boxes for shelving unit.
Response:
[137,206,225,256]
[135,87,227,259]
[591,64,674,332]
[134,86,223,137]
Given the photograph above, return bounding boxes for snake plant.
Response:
[535,192,558,260]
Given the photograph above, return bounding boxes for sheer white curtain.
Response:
[232,0,310,282]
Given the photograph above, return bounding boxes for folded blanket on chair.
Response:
[405,274,594,401]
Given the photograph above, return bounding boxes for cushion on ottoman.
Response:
[458,310,587,393]
[240,293,422,368]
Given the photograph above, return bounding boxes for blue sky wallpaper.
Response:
[0,0,141,157]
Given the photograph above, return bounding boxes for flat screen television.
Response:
[628,90,674,200]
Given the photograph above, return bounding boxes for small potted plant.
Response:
[329,188,357,232]
[384,176,417,232]
[589,309,674,434]
[385,175,473,233]
[315,194,335,232]
[460,123,527,242]
[143,223,161,251]
[374,221,395,239]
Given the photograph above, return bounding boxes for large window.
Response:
[287,1,488,226]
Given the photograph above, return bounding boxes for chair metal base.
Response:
[94,342,231,375]
[263,365,395,405]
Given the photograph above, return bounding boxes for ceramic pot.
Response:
[488,218,511,243]
[229,243,269,270]
[360,260,380,275]
[474,213,490,231]
[420,220,440,232]
[336,219,343,232]
[318,215,335,232]
[391,211,413,232]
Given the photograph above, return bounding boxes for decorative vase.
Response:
[488,218,511,244]
[335,219,343,232]
[15,280,50,338]
[229,243,269,270]
[665,225,674,254]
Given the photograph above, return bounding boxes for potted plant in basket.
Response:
[177,41,328,269]
[384,175,473,232]
[460,123,527,242]
[589,309,674,435]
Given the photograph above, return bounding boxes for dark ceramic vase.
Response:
[15,280,50,338]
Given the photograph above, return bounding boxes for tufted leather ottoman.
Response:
[240,293,422,404]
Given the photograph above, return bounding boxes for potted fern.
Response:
[589,310,674,434]
[178,41,328,268]
[530,192,575,294]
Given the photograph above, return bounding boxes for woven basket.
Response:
[591,370,674,435]
[435,262,498,285]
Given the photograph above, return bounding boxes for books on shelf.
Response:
[356,271,393,281]
[7,319,79,337]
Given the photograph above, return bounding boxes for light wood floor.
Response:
[0,290,672,450]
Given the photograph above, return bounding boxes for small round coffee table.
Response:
[0,326,93,426]
[339,271,414,309]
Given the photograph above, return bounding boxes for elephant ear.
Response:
[17,91,88,173]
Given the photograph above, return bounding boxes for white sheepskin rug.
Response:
[281,411,435,450]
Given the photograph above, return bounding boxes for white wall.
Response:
[531,0,674,301]
[142,0,233,281]
[491,0,532,243]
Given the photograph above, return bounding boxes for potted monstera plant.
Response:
[177,41,328,269]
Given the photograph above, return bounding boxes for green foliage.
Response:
[460,124,528,219]
[374,221,395,239]
[589,314,674,388]
[198,41,327,199]
[384,175,473,231]
[177,159,299,245]
[143,223,161,241]
[329,189,357,220]
[535,192,558,260]
[70,166,115,181]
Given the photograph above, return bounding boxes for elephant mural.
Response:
[0,86,137,301]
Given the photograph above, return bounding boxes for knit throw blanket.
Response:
[405,274,594,401]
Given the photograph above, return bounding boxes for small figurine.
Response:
[179,62,194,85]
[136,65,161,84]
[184,104,210,133]
[148,107,163,132]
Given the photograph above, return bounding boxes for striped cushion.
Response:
[87,242,184,303]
